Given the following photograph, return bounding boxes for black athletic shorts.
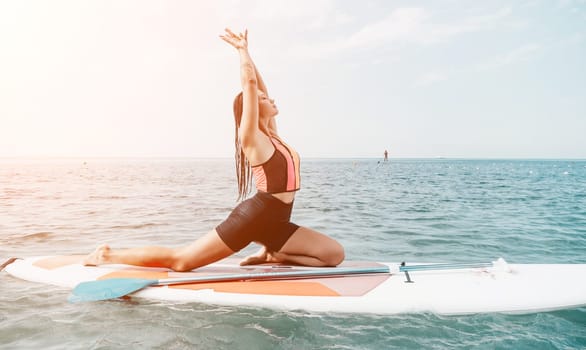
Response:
[216,191,299,252]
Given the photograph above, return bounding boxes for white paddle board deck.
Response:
[3,256,586,315]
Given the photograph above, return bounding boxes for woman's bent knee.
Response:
[169,253,194,272]
[325,243,345,266]
[326,244,346,266]
[171,261,192,272]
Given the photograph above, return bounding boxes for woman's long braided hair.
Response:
[233,92,252,201]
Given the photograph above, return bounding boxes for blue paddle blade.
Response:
[68,278,158,302]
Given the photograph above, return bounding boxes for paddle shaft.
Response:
[400,262,493,272]
[154,261,494,286]
[153,265,391,286]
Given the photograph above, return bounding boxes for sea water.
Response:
[0,158,584,349]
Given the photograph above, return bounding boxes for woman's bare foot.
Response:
[84,244,110,266]
[239,246,280,266]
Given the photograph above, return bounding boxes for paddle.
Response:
[68,265,390,302]
[69,260,502,302]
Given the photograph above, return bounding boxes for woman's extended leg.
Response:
[84,229,234,272]
[240,227,345,267]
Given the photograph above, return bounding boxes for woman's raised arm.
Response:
[220,29,260,147]
[253,61,278,135]
[221,29,277,136]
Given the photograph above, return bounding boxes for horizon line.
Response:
[1,156,585,161]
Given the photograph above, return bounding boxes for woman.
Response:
[84,28,344,271]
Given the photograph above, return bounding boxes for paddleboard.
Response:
[3,255,586,315]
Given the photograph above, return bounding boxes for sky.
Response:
[1,0,585,159]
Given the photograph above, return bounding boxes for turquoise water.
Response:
[1,158,585,349]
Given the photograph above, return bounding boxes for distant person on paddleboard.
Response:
[84,28,345,271]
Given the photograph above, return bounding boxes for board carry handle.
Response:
[399,261,498,283]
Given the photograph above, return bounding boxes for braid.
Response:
[233,92,252,201]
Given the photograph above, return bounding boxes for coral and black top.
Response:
[252,136,300,193]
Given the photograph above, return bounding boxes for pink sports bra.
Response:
[252,136,300,193]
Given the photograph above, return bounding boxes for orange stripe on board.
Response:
[33,255,86,270]
[97,269,339,296]
[170,280,340,296]
[97,270,169,280]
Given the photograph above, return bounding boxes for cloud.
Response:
[289,6,513,60]
[557,0,586,8]
[422,7,513,43]
[218,0,348,30]
[477,43,542,70]
[344,8,430,49]
[413,71,448,87]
